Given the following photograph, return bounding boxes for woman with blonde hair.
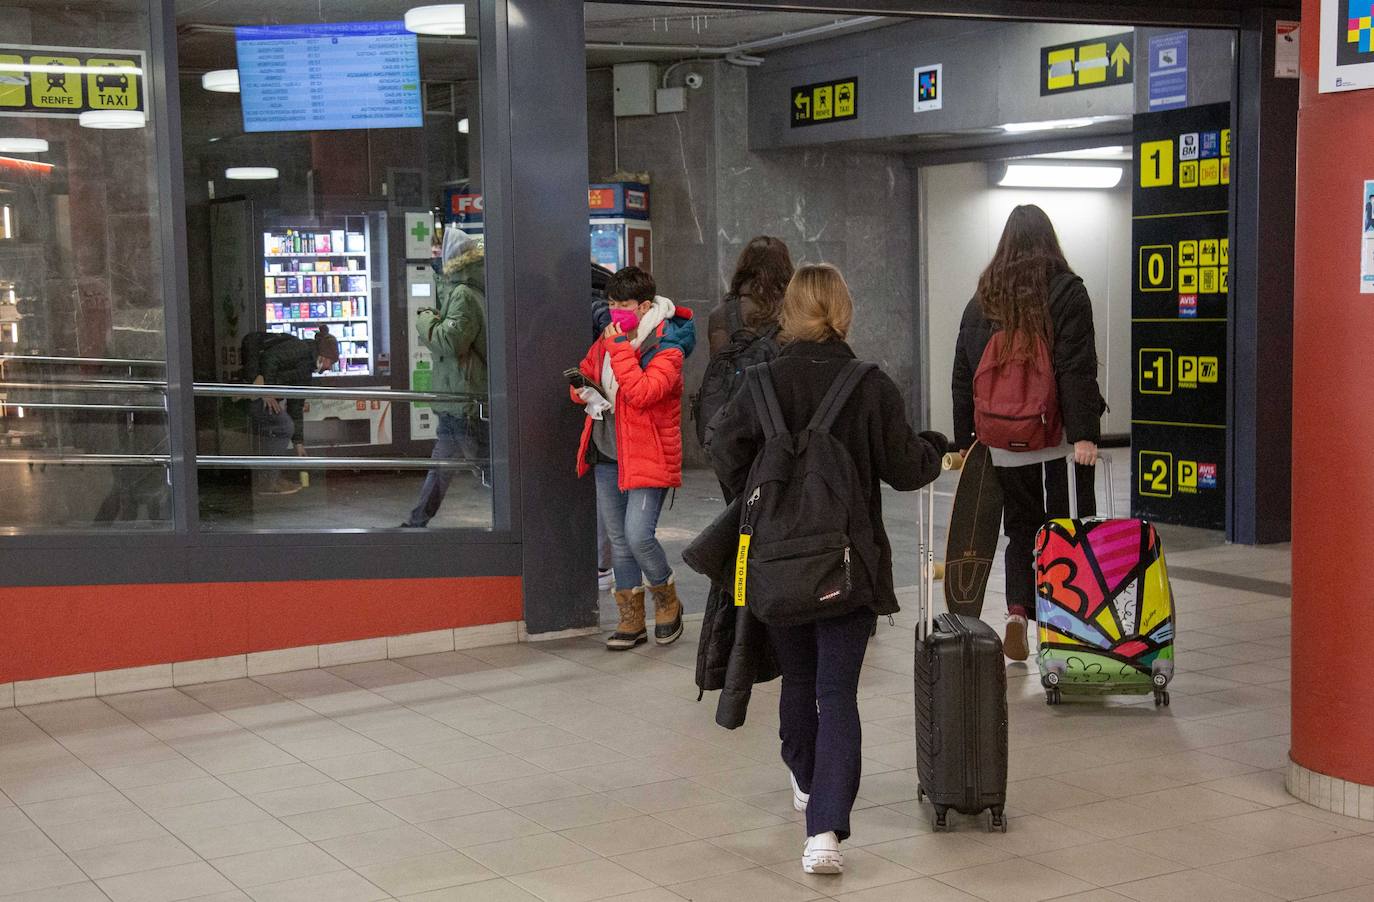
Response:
[707,263,946,874]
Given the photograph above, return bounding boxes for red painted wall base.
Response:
[0,577,522,684]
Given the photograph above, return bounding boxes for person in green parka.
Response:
[401,229,489,527]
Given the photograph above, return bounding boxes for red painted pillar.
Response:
[1291,0,1374,790]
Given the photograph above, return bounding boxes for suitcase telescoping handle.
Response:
[1066,452,1115,520]
[917,480,937,641]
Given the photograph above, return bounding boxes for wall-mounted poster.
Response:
[1361,179,1374,293]
[1320,0,1374,92]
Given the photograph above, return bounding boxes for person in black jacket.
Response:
[951,204,1106,661]
[240,328,339,495]
[708,263,946,875]
[591,261,615,589]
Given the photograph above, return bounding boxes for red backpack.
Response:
[972,334,1061,452]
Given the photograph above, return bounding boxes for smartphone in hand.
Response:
[563,368,589,390]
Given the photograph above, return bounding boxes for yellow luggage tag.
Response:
[734,529,751,607]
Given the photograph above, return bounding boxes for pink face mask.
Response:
[610,308,640,332]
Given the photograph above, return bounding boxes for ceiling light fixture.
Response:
[0,138,48,154]
[1032,145,1129,161]
[78,110,146,129]
[997,163,1123,190]
[1001,117,1101,134]
[0,61,142,77]
[458,118,469,134]
[201,69,240,93]
[225,167,279,180]
[405,4,467,35]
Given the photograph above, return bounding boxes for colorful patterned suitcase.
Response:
[1034,457,1176,707]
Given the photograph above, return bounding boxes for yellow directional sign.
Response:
[790,77,858,128]
[0,44,145,118]
[31,56,83,110]
[86,59,139,111]
[1041,32,1134,95]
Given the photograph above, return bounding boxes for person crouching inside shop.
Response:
[401,232,489,528]
[570,266,695,650]
[239,326,339,495]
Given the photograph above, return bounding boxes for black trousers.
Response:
[766,606,877,842]
[997,459,1096,617]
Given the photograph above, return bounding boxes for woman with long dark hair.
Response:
[951,204,1106,661]
[707,236,794,355]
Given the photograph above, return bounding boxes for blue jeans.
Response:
[250,400,294,485]
[406,412,489,527]
[767,606,878,841]
[594,463,670,591]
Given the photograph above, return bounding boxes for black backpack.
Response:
[693,300,780,448]
[734,359,879,626]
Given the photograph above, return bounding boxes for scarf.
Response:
[602,296,674,411]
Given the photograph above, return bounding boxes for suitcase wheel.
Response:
[1046,687,1063,706]
[1154,689,1171,708]
[916,785,925,802]
[932,807,949,832]
[988,808,1007,833]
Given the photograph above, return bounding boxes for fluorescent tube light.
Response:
[0,138,48,154]
[78,110,146,129]
[1001,117,1100,134]
[225,167,279,180]
[0,61,141,77]
[998,163,1123,189]
[202,69,240,93]
[1034,145,1129,160]
[405,4,467,35]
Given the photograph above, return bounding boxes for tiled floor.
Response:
[1,473,1356,901]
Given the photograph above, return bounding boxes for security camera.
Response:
[684,72,704,90]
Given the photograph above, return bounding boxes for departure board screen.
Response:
[235,21,422,133]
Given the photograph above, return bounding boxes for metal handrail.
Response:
[0,454,171,466]
[199,456,481,471]
[193,382,483,404]
[0,452,480,471]
[0,381,167,394]
[0,402,166,412]
[0,354,166,368]
[0,377,484,406]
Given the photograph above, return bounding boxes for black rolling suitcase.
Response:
[913,483,1009,833]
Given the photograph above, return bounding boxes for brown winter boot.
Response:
[648,575,683,646]
[607,588,647,650]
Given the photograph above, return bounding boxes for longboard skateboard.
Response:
[942,442,1004,619]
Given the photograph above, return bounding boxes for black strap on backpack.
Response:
[807,360,875,433]
[747,365,787,440]
[747,359,875,440]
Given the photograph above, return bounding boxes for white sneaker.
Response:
[597,569,613,591]
[802,832,842,874]
[789,770,809,812]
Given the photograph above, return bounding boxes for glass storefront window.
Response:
[175,0,491,530]
[0,1,170,531]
